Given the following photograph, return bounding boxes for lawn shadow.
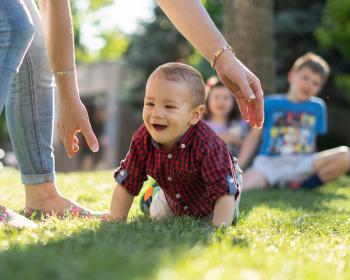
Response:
[0,216,220,280]
[241,177,350,215]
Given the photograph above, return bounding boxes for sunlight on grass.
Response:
[0,167,350,279]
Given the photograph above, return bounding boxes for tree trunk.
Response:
[224,0,275,94]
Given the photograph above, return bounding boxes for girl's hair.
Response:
[203,76,239,123]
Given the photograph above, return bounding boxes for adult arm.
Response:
[110,184,134,221]
[237,128,262,169]
[212,195,236,227]
[156,0,264,128]
[38,0,99,158]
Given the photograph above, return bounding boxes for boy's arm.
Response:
[212,195,236,227]
[110,184,135,221]
[238,128,262,170]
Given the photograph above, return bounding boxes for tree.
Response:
[71,0,128,63]
[120,7,192,107]
[316,0,350,99]
[274,0,326,92]
[223,0,275,94]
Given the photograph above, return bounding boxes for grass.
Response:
[0,167,350,280]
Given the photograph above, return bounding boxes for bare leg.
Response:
[242,169,268,191]
[314,146,350,182]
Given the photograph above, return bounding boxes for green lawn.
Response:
[1,167,350,280]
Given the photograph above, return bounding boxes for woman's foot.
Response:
[24,182,103,219]
[0,205,37,229]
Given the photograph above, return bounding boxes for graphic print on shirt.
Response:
[267,111,316,155]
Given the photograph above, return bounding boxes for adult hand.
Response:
[57,97,99,158]
[214,50,264,128]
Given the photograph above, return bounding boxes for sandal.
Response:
[0,205,37,229]
[23,204,109,221]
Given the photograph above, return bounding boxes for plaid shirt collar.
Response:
[150,124,196,151]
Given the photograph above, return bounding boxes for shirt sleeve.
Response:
[200,136,240,205]
[113,127,149,196]
[315,99,328,134]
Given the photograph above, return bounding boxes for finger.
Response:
[238,77,255,101]
[73,143,79,153]
[236,98,249,122]
[81,121,99,153]
[251,79,264,128]
[64,132,76,158]
[73,136,79,144]
[247,100,257,128]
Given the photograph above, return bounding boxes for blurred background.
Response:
[0,0,349,172]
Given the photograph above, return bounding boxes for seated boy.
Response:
[238,52,350,190]
[110,62,242,227]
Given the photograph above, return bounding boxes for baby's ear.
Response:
[190,105,206,125]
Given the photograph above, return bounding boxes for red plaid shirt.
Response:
[114,120,240,217]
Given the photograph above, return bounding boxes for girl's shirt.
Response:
[205,119,249,156]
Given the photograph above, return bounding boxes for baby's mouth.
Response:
[152,124,168,131]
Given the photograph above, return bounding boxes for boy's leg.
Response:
[242,169,268,191]
[149,189,174,220]
[314,146,350,182]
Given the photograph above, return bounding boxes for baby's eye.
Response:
[166,105,176,109]
[145,102,154,107]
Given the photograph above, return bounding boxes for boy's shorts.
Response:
[251,154,316,186]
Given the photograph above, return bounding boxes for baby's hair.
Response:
[292,52,330,82]
[204,76,238,123]
[150,62,205,107]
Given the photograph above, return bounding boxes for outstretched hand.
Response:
[57,97,99,158]
[214,50,264,128]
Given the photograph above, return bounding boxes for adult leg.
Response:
[0,0,36,227]
[242,169,268,191]
[5,0,94,216]
[0,0,34,112]
[314,146,350,182]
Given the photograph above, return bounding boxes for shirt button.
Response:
[120,170,125,176]
[229,178,234,183]
[183,205,188,210]
[167,176,172,181]
[167,154,173,159]
[175,193,181,199]
[180,144,186,149]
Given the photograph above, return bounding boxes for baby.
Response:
[110,62,242,227]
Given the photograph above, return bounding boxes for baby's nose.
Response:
[154,107,165,117]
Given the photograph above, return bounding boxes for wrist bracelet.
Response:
[210,45,234,68]
[53,68,76,75]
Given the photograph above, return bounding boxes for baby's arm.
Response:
[110,184,135,221]
[212,195,236,227]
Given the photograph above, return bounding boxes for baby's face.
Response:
[142,75,195,151]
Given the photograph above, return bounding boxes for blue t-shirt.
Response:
[259,94,327,156]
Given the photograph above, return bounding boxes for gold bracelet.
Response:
[210,45,234,68]
[53,68,76,75]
